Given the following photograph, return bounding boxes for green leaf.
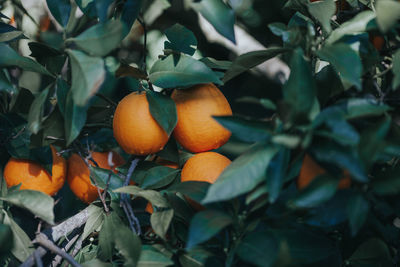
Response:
[167,181,210,203]
[75,0,96,17]
[82,259,112,267]
[137,247,173,267]
[141,166,179,189]
[200,57,232,70]
[114,186,170,208]
[187,210,232,248]
[64,90,88,145]
[114,224,142,266]
[67,20,128,57]
[82,205,105,242]
[0,44,53,76]
[27,86,50,134]
[164,24,197,56]
[151,209,174,240]
[90,166,124,190]
[347,193,369,236]
[1,190,55,224]
[3,211,34,262]
[372,166,400,196]
[0,223,12,254]
[95,0,114,23]
[98,212,121,261]
[289,175,338,208]
[149,54,222,89]
[392,50,400,90]
[0,69,16,94]
[66,49,105,106]
[146,90,177,136]
[202,144,279,204]
[266,148,290,203]
[121,0,143,30]
[46,0,71,27]
[349,238,392,266]
[223,48,290,83]
[213,116,271,143]
[340,98,390,119]
[56,78,69,115]
[317,43,362,90]
[282,48,317,122]
[326,11,376,44]
[307,0,336,33]
[191,0,236,43]
[376,0,400,33]
[236,230,279,267]
[0,22,24,42]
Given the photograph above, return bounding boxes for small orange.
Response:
[67,151,125,204]
[113,91,169,155]
[297,154,351,190]
[171,83,232,153]
[145,202,154,214]
[3,146,67,196]
[181,152,231,210]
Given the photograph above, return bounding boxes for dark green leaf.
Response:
[1,190,55,224]
[236,230,279,267]
[114,186,169,208]
[27,86,50,134]
[141,166,179,189]
[95,0,114,22]
[187,210,232,248]
[266,148,290,203]
[67,20,128,57]
[0,69,15,94]
[307,0,335,33]
[82,259,112,267]
[46,0,71,27]
[0,44,53,76]
[0,223,12,253]
[340,98,390,119]
[200,57,232,70]
[56,78,69,115]
[202,144,279,204]
[114,224,142,266]
[371,166,400,195]
[66,49,105,106]
[121,0,143,30]
[151,209,174,240]
[75,0,97,17]
[349,238,392,266]
[149,54,222,88]
[82,205,105,242]
[167,181,210,203]
[146,90,177,136]
[0,22,24,42]
[164,24,197,56]
[223,48,290,83]
[376,0,400,33]
[347,193,369,236]
[64,90,88,145]
[392,50,400,90]
[191,0,236,43]
[98,212,122,261]
[137,247,173,267]
[213,116,270,143]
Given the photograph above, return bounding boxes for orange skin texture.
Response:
[3,146,67,196]
[67,151,125,204]
[297,155,351,190]
[171,83,232,153]
[181,152,231,210]
[113,91,169,155]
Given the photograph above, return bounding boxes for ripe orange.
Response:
[171,83,232,153]
[155,157,179,169]
[67,151,125,204]
[113,91,169,155]
[3,146,67,196]
[297,154,351,190]
[145,202,154,214]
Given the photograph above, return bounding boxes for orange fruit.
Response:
[3,146,67,196]
[67,151,125,204]
[113,91,169,155]
[145,202,154,214]
[297,154,351,190]
[155,158,179,169]
[171,83,232,153]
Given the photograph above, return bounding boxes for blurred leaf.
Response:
[141,166,179,189]
[46,0,71,27]
[349,238,392,266]
[164,24,197,56]
[0,22,24,42]
[202,144,279,204]
[326,11,376,44]
[266,148,290,203]
[307,0,335,33]
[0,44,53,76]
[168,181,210,203]
[236,96,277,110]
[392,50,400,90]
[236,230,279,267]
[56,78,69,115]
[0,69,15,94]
[121,0,143,30]
[223,48,290,83]
[340,98,390,119]
[1,190,55,224]
[64,90,88,145]
[3,211,34,262]
[289,175,338,208]
[372,166,400,195]
[146,90,177,136]
[75,0,97,17]
[179,249,218,267]
[116,64,147,79]
[149,54,221,88]
[66,49,105,106]
[151,209,174,240]
[137,248,173,267]
[347,193,369,236]
[317,44,362,89]
[187,210,232,248]
[82,259,112,267]
[191,0,236,43]
[282,48,316,122]
[95,0,114,22]
[27,86,50,134]
[67,20,128,57]
[0,223,12,253]
[376,0,400,33]
[213,116,271,143]
[115,186,169,208]
[200,57,232,70]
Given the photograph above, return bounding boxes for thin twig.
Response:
[34,234,81,267]
[51,233,80,267]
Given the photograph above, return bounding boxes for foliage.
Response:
[0,0,400,266]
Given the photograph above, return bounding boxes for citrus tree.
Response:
[0,0,400,266]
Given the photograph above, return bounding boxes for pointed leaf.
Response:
[64,90,88,145]
[164,24,197,56]
[307,0,335,33]
[151,209,174,240]
[46,0,71,27]
[347,193,369,236]
[27,86,50,134]
[147,90,177,136]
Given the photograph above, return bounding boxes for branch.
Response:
[51,233,80,266]
[198,14,290,85]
